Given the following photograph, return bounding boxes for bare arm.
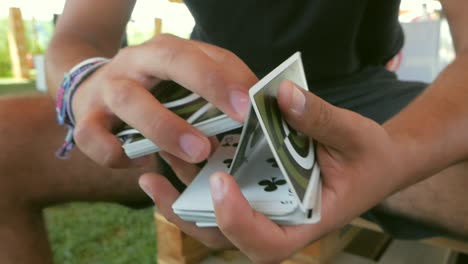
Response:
[383,0,468,185]
[45,0,257,167]
[45,0,136,97]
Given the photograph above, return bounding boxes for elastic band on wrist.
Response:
[55,57,110,159]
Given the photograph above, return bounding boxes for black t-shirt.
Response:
[184,0,403,86]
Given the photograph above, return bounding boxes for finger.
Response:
[277,80,368,152]
[159,151,201,185]
[192,41,258,86]
[209,172,300,262]
[73,112,138,168]
[210,172,345,262]
[124,34,252,121]
[103,78,211,163]
[208,136,220,153]
[138,173,233,249]
[158,137,219,185]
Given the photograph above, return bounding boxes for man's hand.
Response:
[139,80,409,263]
[71,34,257,168]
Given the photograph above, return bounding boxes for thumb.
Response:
[277,80,367,152]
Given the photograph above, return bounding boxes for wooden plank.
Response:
[284,225,362,264]
[7,7,30,80]
[344,229,392,261]
[352,217,468,255]
[154,18,163,36]
[155,212,214,264]
[422,237,468,256]
[378,240,456,264]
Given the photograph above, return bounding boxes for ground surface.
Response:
[1,80,157,263]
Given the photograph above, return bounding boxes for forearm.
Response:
[44,0,135,98]
[45,35,116,98]
[384,51,468,186]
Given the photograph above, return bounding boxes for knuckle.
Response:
[105,81,134,109]
[73,122,92,147]
[313,100,333,128]
[74,122,123,168]
[99,145,123,168]
[214,48,236,64]
[205,69,227,99]
[115,46,135,61]
[150,34,182,62]
[146,111,170,136]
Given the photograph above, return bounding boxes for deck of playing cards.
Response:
[116,81,242,159]
[172,52,322,226]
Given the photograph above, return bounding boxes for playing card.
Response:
[195,168,321,227]
[172,52,322,227]
[233,136,297,216]
[229,105,264,177]
[173,135,299,220]
[116,81,242,158]
[172,135,237,214]
[249,52,319,212]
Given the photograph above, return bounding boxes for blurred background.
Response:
[0,0,194,94]
[0,0,455,263]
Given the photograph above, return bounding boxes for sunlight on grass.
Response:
[45,203,156,264]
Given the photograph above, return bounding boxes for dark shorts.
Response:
[312,66,445,240]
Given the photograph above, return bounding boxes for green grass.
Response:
[0,79,36,95]
[0,79,157,263]
[45,203,156,264]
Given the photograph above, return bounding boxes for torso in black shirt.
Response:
[184,0,403,85]
[183,1,448,241]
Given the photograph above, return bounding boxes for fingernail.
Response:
[210,173,225,201]
[180,133,208,161]
[230,89,250,120]
[139,180,154,202]
[290,84,306,114]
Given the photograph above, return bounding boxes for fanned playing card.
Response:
[172,52,322,226]
[172,135,320,226]
[116,81,242,158]
[249,52,319,212]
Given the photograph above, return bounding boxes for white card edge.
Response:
[248,51,315,212]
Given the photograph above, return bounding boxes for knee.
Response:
[0,95,58,208]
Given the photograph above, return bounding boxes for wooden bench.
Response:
[155,211,468,263]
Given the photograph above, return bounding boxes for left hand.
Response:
[139,80,409,263]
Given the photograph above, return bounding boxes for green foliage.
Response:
[45,203,156,264]
[0,18,12,77]
[0,18,54,78]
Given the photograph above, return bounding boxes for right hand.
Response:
[71,34,258,168]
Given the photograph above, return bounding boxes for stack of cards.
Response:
[172,52,322,226]
[116,81,242,159]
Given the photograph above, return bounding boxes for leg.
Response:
[0,94,158,263]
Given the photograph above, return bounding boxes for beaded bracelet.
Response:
[55,57,110,159]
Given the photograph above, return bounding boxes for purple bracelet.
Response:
[55,57,110,159]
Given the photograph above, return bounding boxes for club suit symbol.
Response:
[223,158,233,168]
[258,177,286,192]
[222,136,239,147]
[266,157,278,168]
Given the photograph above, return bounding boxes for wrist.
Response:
[55,57,110,159]
[383,120,446,189]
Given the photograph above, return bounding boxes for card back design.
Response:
[249,52,318,210]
